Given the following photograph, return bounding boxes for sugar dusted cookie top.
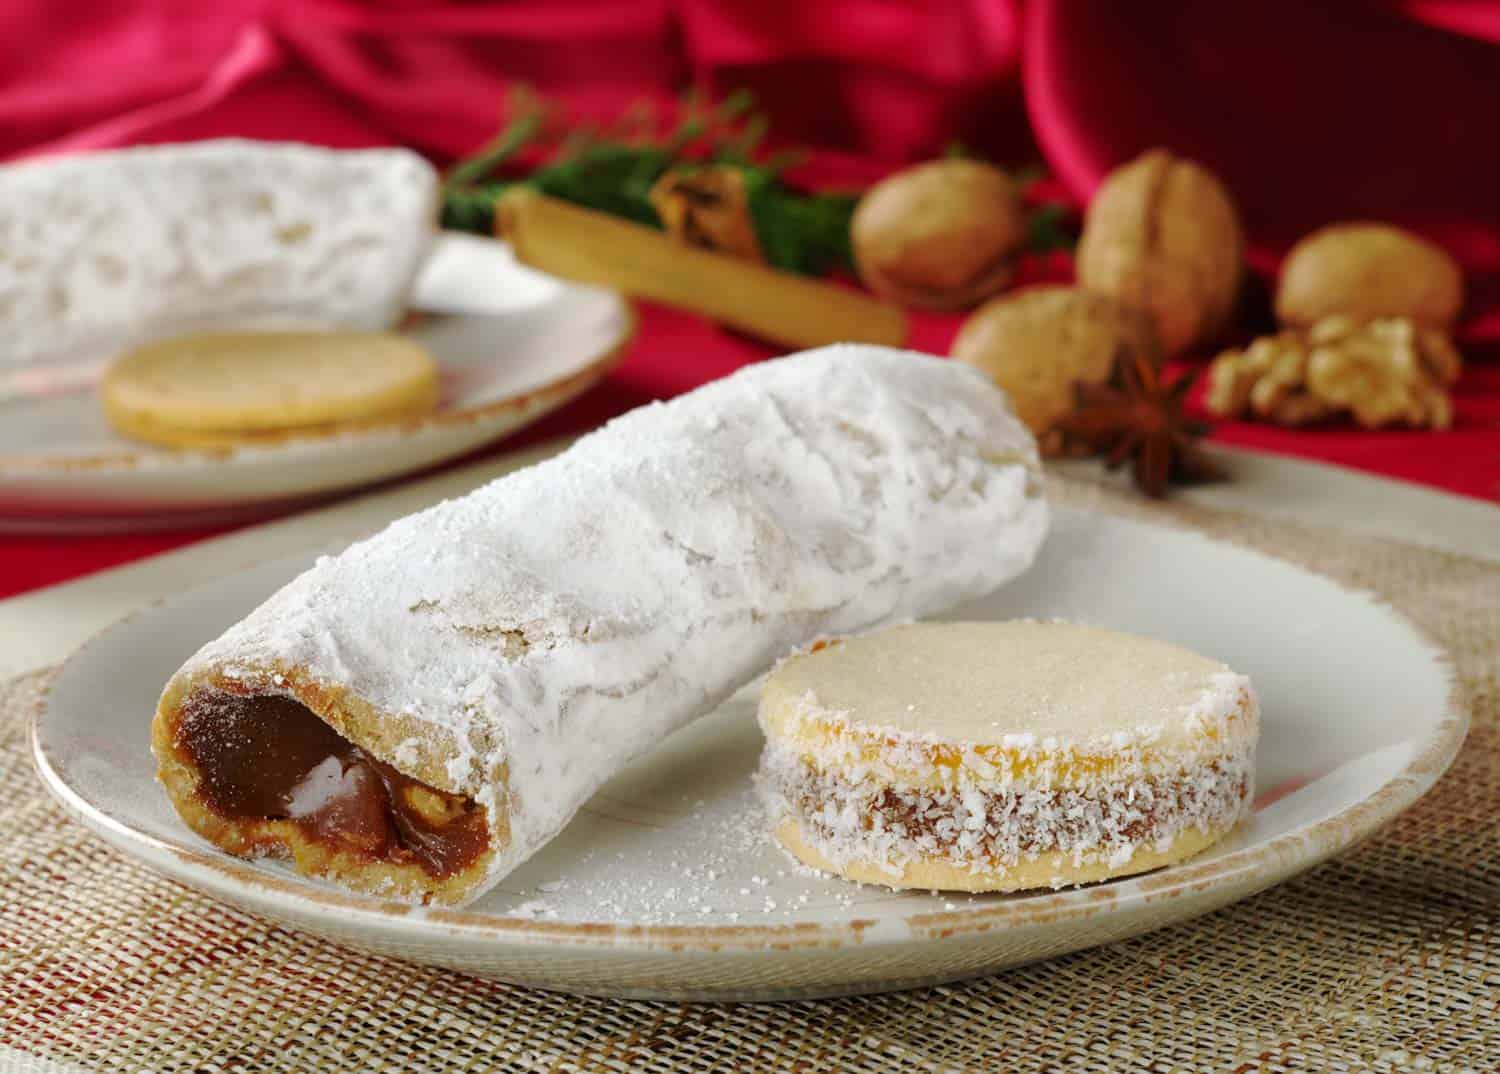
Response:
[761,620,1252,754]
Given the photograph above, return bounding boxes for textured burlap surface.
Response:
[2,478,1496,1073]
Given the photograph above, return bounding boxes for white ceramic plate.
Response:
[31,507,1466,1001]
[0,236,631,532]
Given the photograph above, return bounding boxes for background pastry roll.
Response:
[153,345,1049,904]
[0,140,437,367]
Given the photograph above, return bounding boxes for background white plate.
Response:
[32,507,1465,1001]
[0,236,632,531]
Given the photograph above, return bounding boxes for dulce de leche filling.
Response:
[176,690,488,880]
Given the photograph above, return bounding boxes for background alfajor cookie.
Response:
[102,331,440,448]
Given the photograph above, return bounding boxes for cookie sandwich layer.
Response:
[757,621,1258,891]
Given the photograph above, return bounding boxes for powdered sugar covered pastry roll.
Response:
[153,345,1048,904]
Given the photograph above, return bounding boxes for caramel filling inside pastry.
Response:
[176,691,488,880]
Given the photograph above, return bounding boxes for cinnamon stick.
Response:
[495,189,907,350]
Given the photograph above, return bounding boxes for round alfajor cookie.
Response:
[102,330,440,448]
[757,621,1258,891]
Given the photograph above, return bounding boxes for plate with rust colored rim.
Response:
[0,235,633,533]
[32,506,1465,1001]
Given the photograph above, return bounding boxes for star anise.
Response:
[1054,348,1221,498]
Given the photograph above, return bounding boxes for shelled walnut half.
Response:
[1206,316,1460,429]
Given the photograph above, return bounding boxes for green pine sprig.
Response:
[441,88,856,275]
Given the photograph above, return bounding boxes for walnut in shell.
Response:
[952,285,1155,453]
[1206,315,1459,429]
[852,160,1026,311]
[1076,149,1245,357]
[1275,222,1463,329]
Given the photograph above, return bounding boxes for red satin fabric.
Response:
[2,1,1496,598]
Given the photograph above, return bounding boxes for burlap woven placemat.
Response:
[2,479,1497,1073]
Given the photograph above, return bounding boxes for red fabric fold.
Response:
[1026,2,1500,314]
